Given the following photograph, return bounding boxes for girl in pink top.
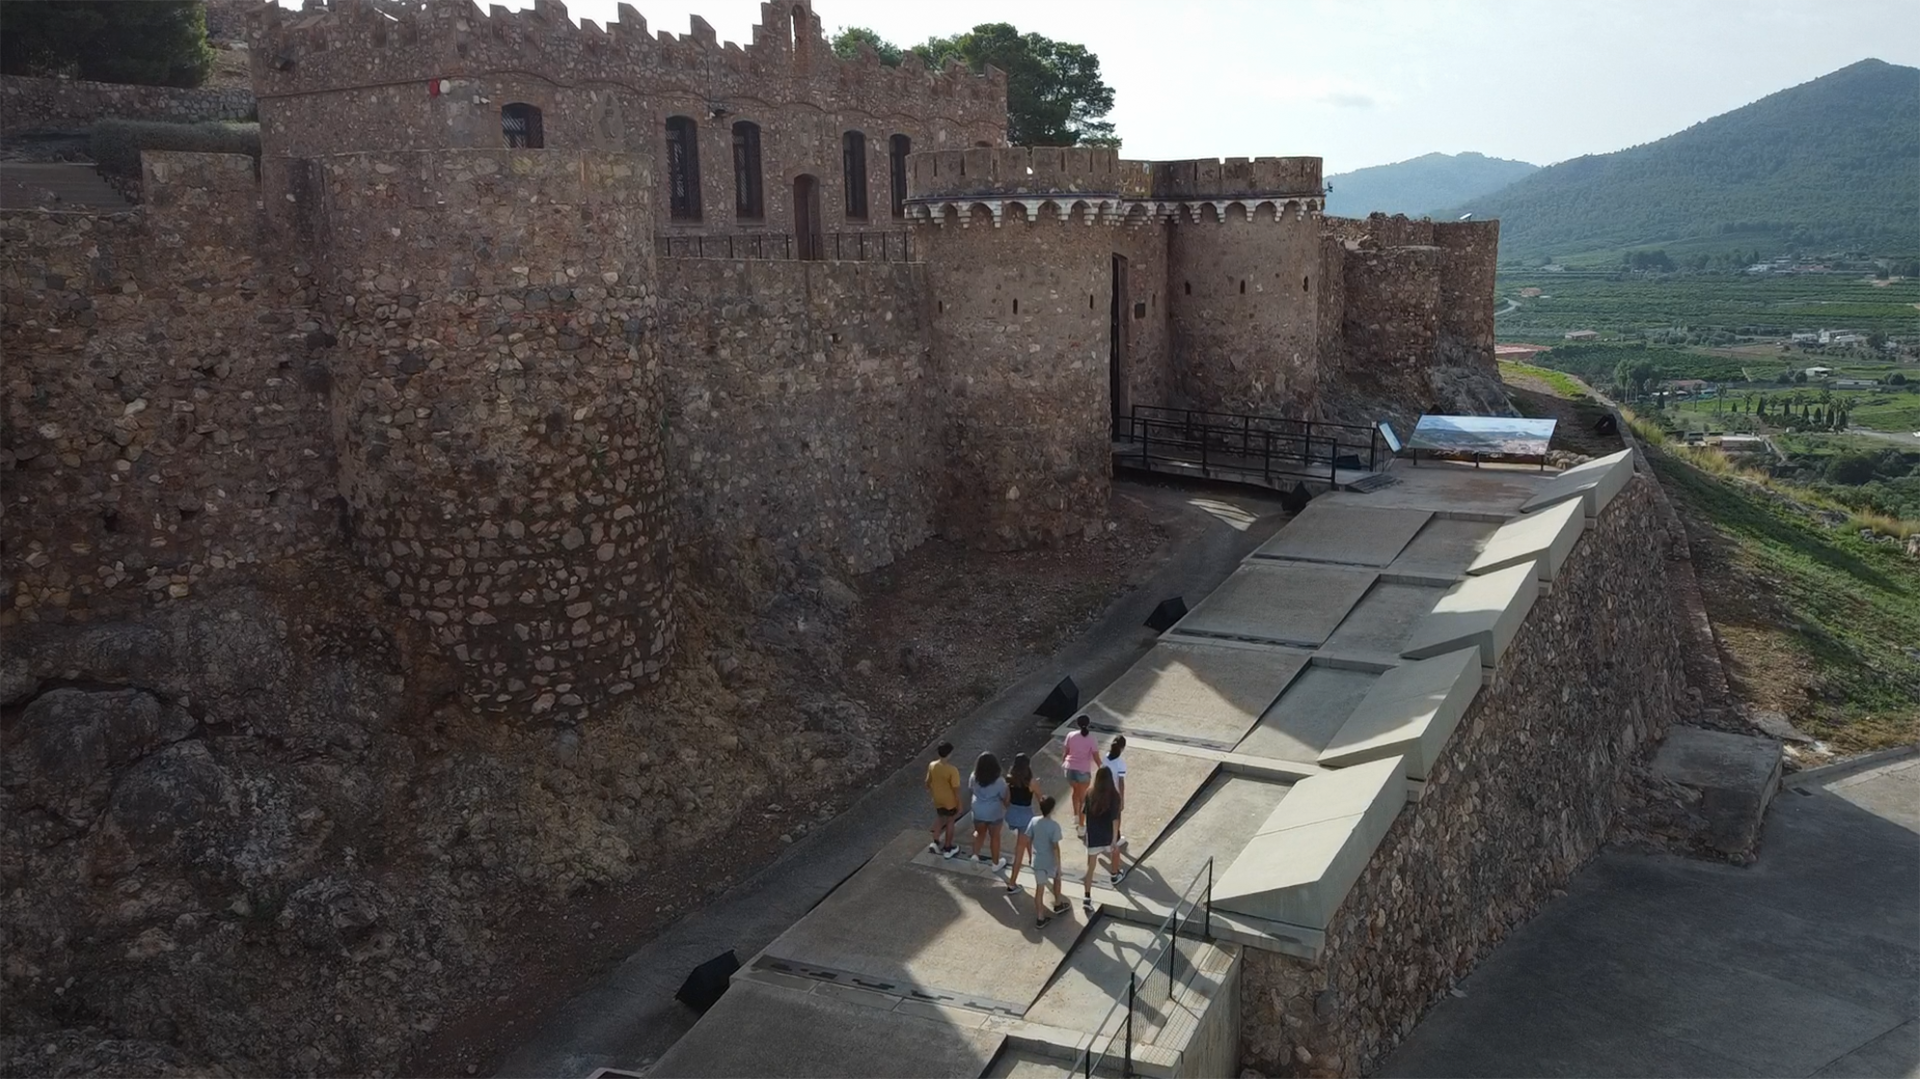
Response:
[1062,715,1100,837]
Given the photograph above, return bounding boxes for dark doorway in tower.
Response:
[1109,253,1130,430]
[793,173,822,260]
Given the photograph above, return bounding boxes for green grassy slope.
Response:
[1645,446,1920,749]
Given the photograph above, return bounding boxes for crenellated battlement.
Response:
[904,148,1323,228]
[245,0,1004,120]
[1150,156,1322,199]
[906,145,1122,200]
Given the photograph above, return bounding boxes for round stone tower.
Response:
[320,148,673,723]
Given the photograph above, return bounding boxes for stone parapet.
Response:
[246,0,1002,144]
[0,74,256,134]
[1150,156,1323,199]
[907,146,1122,200]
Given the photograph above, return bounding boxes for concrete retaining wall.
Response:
[1238,475,1686,1076]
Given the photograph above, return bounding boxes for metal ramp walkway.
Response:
[1112,405,1393,493]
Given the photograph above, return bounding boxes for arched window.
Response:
[501,103,544,149]
[732,121,763,220]
[665,115,701,220]
[790,5,810,72]
[889,133,911,218]
[842,130,867,219]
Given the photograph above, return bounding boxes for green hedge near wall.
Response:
[90,118,259,178]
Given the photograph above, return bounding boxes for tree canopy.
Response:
[829,23,1117,147]
[1,0,214,88]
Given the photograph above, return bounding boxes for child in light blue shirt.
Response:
[1026,796,1070,929]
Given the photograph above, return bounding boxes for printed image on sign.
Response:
[1407,415,1556,458]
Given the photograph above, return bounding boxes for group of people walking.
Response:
[925,715,1131,929]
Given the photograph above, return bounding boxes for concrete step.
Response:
[0,162,131,211]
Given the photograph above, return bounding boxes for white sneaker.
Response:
[994,856,1008,870]
[1110,869,1129,886]
[927,841,939,854]
[942,847,958,860]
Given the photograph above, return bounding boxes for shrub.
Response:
[90,118,259,179]
[1825,453,1879,486]
[1,1,213,87]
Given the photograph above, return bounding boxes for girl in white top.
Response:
[1106,735,1128,851]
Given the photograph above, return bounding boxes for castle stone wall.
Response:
[919,205,1113,548]
[1149,156,1322,198]
[0,74,256,133]
[249,0,1003,239]
[1168,206,1324,415]
[1240,476,1685,1077]
[908,146,1122,200]
[0,152,336,629]
[1113,224,1173,420]
[657,257,939,576]
[1434,220,1500,356]
[1341,244,1441,374]
[317,149,673,721]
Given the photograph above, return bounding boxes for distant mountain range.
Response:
[1444,59,1920,261]
[1323,152,1537,219]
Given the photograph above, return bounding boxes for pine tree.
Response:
[1,1,213,87]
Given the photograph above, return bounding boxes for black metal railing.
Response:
[1120,408,1345,488]
[1077,858,1215,1078]
[654,230,916,263]
[1128,404,1385,474]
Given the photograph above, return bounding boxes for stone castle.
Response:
[1,0,1501,724]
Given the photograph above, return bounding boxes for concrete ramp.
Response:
[1519,448,1633,519]
[1389,516,1502,579]
[1468,497,1585,589]
[1084,638,1310,749]
[1253,503,1432,567]
[1235,665,1380,765]
[1318,648,1483,778]
[1401,561,1539,669]
[1211,757,1407,930]
[1171,561,1377,648]
[648,978,1004,1078]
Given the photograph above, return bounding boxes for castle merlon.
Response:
[245,0,1004,109]
[907,149,1323,204]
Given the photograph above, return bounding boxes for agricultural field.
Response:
[1665,386,1920,435]
[1494,272,1920,340]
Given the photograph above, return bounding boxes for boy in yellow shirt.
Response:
[926,741,961,858]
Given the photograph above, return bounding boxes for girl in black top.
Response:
[1080,765,1128,913]
[1002,754,1040,893]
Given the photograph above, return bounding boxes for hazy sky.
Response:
[316,0,1920,174]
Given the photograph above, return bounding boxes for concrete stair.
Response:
[0,162,132,212]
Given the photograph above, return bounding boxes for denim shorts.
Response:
[1006,805,1034,834]
[1066,769,1092,784]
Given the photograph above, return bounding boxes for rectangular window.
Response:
[666,116,702,221]
[842,130,867,219]
[889,133,910,218]
[732,121,763,219]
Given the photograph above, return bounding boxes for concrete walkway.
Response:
[1380,755,1920,1079]
[494,483,1289,1078]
